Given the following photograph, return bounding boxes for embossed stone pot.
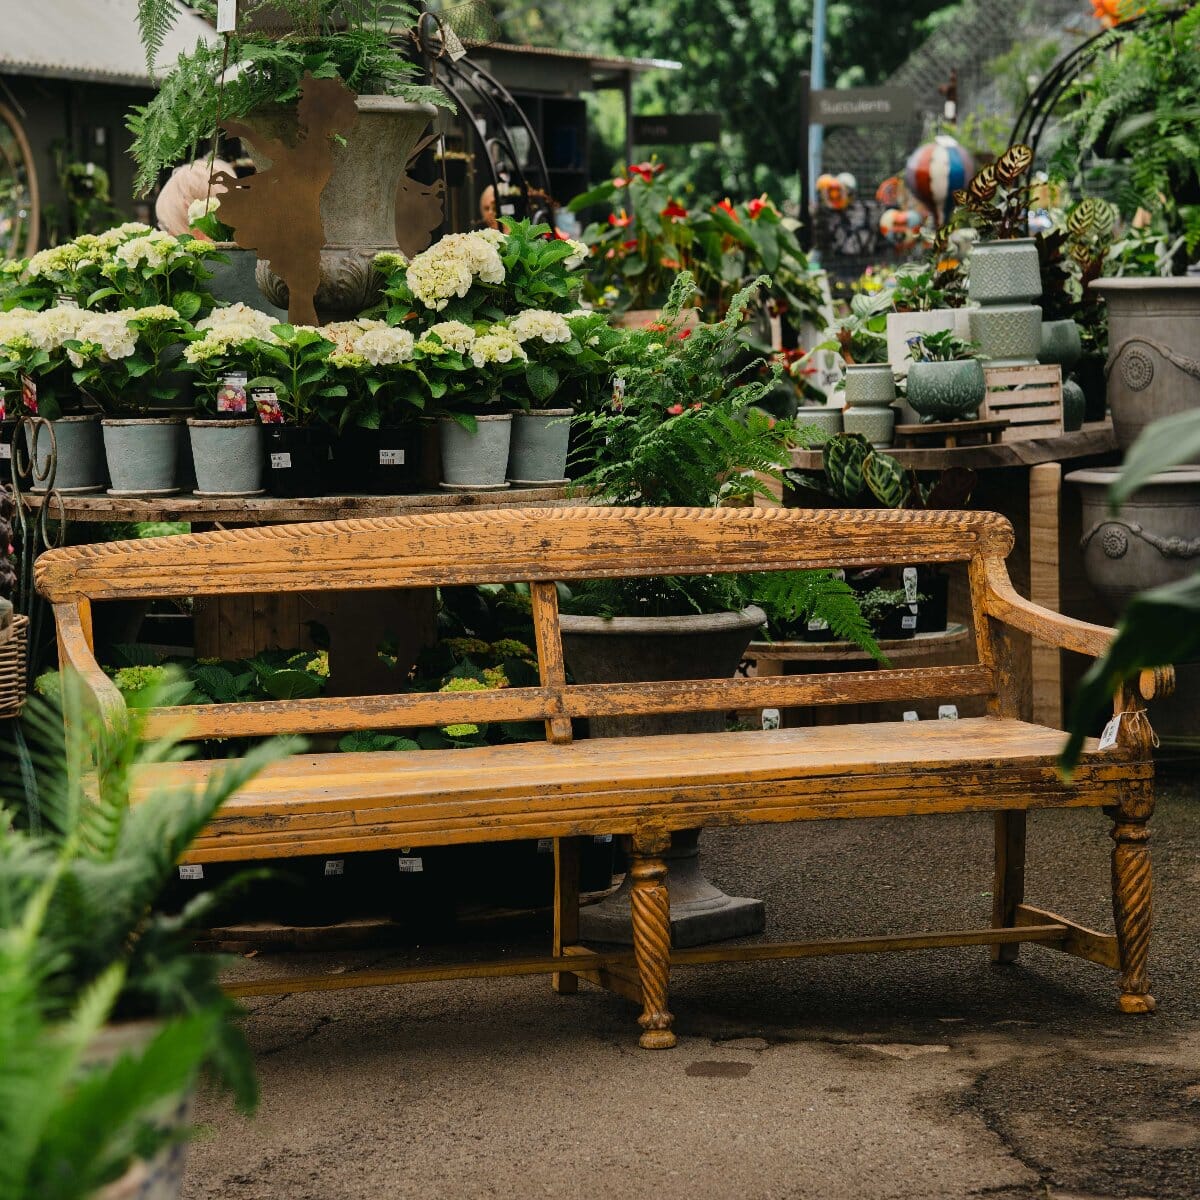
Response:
[906,358,985,423]
[1091,278,1200,453]
[439,413,512,490]
[508,409,573,485]
[101,418,184,496]
[842,364,896,448]
[23,414,106,493]
[187,418,264,497]
[968,303,1042,367]
[560,606,768,947]
[248,97,437,321]
[1039,318,1082,369]
[967,237,1042,304]
[1067,466,1200,614]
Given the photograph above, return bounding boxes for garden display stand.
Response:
[40,506,1170,1048]
[893,419,1009,449]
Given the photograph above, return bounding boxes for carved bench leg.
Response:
[630,831,676,1049]
[1108,793,1155,1014]
[991,810,1026,964]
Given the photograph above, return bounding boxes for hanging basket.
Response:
[0,614,29,720]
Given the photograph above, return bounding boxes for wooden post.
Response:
[552,837,581,995]
[1028,463,1063,727]
[991,811,1026,963]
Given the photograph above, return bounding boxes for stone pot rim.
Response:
[559,605,766,637]
[972,236,1038,249]
[439,413,512,423]
[100,417,185,426]
[187,418,260,428]
[844,362,893,371]
[353,96,439,118]
[1091,277,1200,293]
[909,357,983,372]
[515,407,574,418]
[1066,466,1200,487]
[37,413,98,423]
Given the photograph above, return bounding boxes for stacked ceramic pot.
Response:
[842,363,896,448]
[1067,278,1200,737]
[966,238,1043,366]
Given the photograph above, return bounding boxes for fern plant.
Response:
[130,0,453,195]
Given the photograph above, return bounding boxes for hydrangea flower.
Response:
[423,321,476,354]
[562,238,589,270]
[356,327,415,366]
[406,231,506,310]
[197,303,280,341]
[469,327,527,368]
[508,309,571,345]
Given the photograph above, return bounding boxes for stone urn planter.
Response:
[439,413,512,490]
[1090,278,1200,453]
[101,418,184,496]
[208,244,286,320]
[842,363,896,447]
[249,97,438,321]
[508,409,573,485]
[22,414,106,493]
[906,358,986,423]
[1039,318,1082,369]
[187,418,264,497]
[560,605,768,947]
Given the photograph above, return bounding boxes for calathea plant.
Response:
[949,144,1036,240]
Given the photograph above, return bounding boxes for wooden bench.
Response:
[36,506,1170,1048]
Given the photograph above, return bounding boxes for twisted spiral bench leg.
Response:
[630,832,675,1049]
[1108,793,1155,1015]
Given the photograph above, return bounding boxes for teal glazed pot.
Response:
[843,363,896,407]
[968,304,1043,367]
[1039,318,1082,370]
[968,237,1042,305]
[906,358,986,423]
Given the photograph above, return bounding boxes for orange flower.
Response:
[608,210,631,228]
[660,257,680,269]
[666,403,684,415]
[713,198,740,221]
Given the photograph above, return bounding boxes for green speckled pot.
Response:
[968,237,1042,304]
[795,406,843,445]
[1039,318,1082,369]
[843,363,896,406]
[1062,377,1086,432]
[906,359,986,423]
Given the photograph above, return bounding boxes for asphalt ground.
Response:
[183,769,1200,1200]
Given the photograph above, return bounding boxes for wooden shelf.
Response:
[789,420,1117,473]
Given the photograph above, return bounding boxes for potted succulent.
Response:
[905,329,986,424]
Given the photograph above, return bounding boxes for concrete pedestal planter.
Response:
[1039,318,1082,369]
[968,304,1042,366]
[906,359,986,423]
[560,606,768,946]
[1091,278,1200,453]
[187,419,264,496]
[508,409,573,485]
[23,414,106,493]
[968,237,1042,304]
[439,413,512,490]
[842,364,896,448]
[102,418,183,496]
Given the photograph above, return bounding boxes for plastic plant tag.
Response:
[269,452,292,470]
[20,374,37,414]
[252,388,284,424]
[612,377,626,409]
[217,0,237,32]
[178,864,204,880]
[902,567,919,603]
[217,371,249,414]
[537,838,553,853]
[1098,716,1121,751]
[0,391,6,422]
[903,711,920,722]
[379,448,405,466]
[397,856,424,873]
[324,859,344,877]
[762,707,782,730]
[938,705,959,720]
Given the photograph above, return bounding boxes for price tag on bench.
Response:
[269,452,292,470]
[379,448,405,466]
[178,864,204,881]
[0,441,10,460]
[324,859,344,877]
[901,612,918,631]
[593,834,612,844]
[938,705,959,720]
[397,856,424,873]
[1098,716,1121,751]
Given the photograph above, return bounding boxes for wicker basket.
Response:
[0,614,29,720]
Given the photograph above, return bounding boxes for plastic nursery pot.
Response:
[915,568,949,634]
[264,426,332,498]
[187,419,264,497]
[508,409,573,485]
[874,604,919,640]
[23,415,107,493]
[439,413,512,491]
[334,424,424,495]
[906,359,986,424]
[0,419,13,483]
[101,417,184,497]
[1074,354,1108,423]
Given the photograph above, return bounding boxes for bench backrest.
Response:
[37,506,1016,743]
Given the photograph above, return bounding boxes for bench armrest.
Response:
[53,602,126,728]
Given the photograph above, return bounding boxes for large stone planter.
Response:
[101,418,183,496]
[560,606,767,947]
[906,358,985,423]
[249,96,437,321]
[22,414,106,493]
[968,237,1042,305]
[1091,277,1200,453]
[508,409,572,485]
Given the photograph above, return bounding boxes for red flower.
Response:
[622,239,638,251]
[648,322,667,332]
[676,327,692,341]
[628,161,660,182]
[748,195,774,219]
[608,210,631,228]
[660,200,689,221]
[666,403,684,416]
[690,401,702,409]
[713,198,739,221]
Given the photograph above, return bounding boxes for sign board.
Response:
[810,87,916,126]
[632,113,722,145]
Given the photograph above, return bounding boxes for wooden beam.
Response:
[1014,903,1119,969]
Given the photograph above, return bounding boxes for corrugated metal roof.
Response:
[0,0,216,88]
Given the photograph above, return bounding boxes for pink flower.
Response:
[666,403,684,415]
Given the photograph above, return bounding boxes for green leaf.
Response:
[525,362,560,402]
[567,181,618,212]
[173,291,202,321]
[1110,408,1200,508]
[259,669,322,701]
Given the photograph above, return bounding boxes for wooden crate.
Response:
[981,365,1063,442]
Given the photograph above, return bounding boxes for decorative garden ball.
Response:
[817,173,850,212]
[905,135,974,227]
[880,207,924,249]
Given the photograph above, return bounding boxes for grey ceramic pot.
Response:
[906,358,986,423]
[208,245,286,319]
[187,419,264,496]
[968,303,1042,366]
[439,413,512,489]
[24,415,106,492]
[842,403,895,448]
[101,418,183,496]
[1039,318,1082,369]
[508,409,572,484]
[560,605,768,947]
[1091,278,1200,453]
[843,363,896,406]
[795,405,843,445]
[1067,466,1200,615]
[968,237,1042,304]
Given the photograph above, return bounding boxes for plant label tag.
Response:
[324,859,344,877]
[807,618,829,632]
[901,613,918,630]
[178,864,204,880]
[903,710,920,722]
[269,452,292,470]
[902,567,919,603]
[833,568,846,581]
[0,392,5,422]
[55,293,79,309]
[1098,716,1121,751]
[20,374,37,414]
[762,707,781,730]
[500,204,516,216]
[938,705,959,720]
[397,856,424,873]
[217,371,248,414]
[252,388,284,424]
[0,439,9,460]
[379,448,405,466]
[537,838,553,853]
[593,834,613,844]
[612,376,625,409]
[217,0,237,33]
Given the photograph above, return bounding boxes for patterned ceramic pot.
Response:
[1091,278,1200,453]
[842,403,896,448]
[906,358,986,423]
[795,406,843,445]
[1039,318,1082,369]
[843,363,896,406]
[968,303,1042,367]
[968,237,1042,304]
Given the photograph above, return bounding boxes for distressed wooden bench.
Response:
[37,506,1169,1047]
